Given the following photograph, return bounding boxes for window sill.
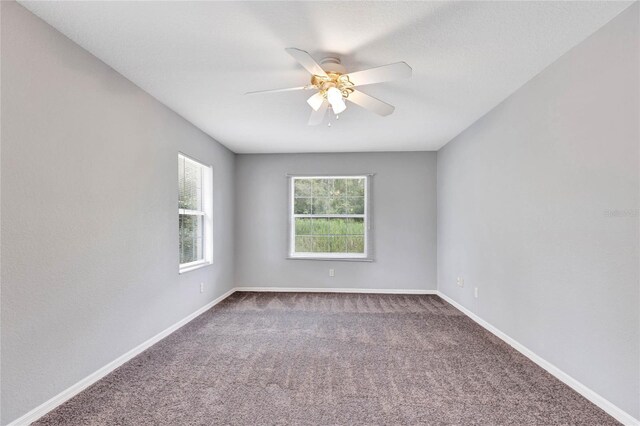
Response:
[287,256,374,262]
[179,261,212,274]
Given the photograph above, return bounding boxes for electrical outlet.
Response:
[329,269,335,277]
[200,282,204,293]
[474,287,479,298]
[457,277,464,288]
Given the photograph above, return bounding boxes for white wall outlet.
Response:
[200,282,204,293]
[329,269,335,277]
[474,287,479,298]
[457,277,464,288]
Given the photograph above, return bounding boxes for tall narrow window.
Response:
[289,175,371,260]
[178,153,213,273]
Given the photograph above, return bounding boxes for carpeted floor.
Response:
[34,292,618,425]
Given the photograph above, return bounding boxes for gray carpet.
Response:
[34,292,617,425]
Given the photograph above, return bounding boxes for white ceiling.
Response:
[20,1,632,153]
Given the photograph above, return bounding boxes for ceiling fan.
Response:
[246,48,412,126]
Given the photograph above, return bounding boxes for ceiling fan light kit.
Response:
[326,88,346,114]
[247,48,412,125]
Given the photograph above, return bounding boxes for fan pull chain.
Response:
[327,114,341,127]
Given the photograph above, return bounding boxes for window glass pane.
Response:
[345,236,365,253]
[179,157,203,211]
[311,179,331,197]
[294,197,311,214]
[346,178,365,196]
[295,235,315,252]
[347,196,365,215]
[295,235,364,254]
[313,218,330,235]
[294,217,364,253]
[294,178,365,215]
[179,214,203,263]
[311,236,332,252]
[295,236,355,253]
[332,179,347,196]
[295,218,314,235]
[178,156,185,201]
[294,179,312,197]
[296,218,330,235]
[330,197,348,215]
[311,197,331,214]
[331,217,364,235]
[331,236,347,253]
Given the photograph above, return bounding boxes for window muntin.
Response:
[179,154,212,272]
[289,176,369,259]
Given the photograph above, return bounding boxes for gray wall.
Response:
[235,153,437,291]
[0,3,236,424]
[437,4,639,419]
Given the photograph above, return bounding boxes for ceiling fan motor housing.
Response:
[312,57,354,99]
[319,57,346,74]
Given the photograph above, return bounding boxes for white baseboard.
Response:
[7,288,237,426]
[437,292,639,426]
[235,286,438,295]
[9,287,637,426]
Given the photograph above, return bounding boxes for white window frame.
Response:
[288,175,373,261]
[178,153,213,273]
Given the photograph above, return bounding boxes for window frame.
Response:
[287,174,373,261]
[178,153,213,274]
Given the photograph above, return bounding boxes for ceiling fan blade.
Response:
[308,101,328,126]
[245,86,312,95]
[347,90,395,116]
[344,62,412,87]
[306,92,324,111]
[285,48,328,77]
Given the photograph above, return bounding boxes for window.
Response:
[289,175,371,260]
[178,153,213,273]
